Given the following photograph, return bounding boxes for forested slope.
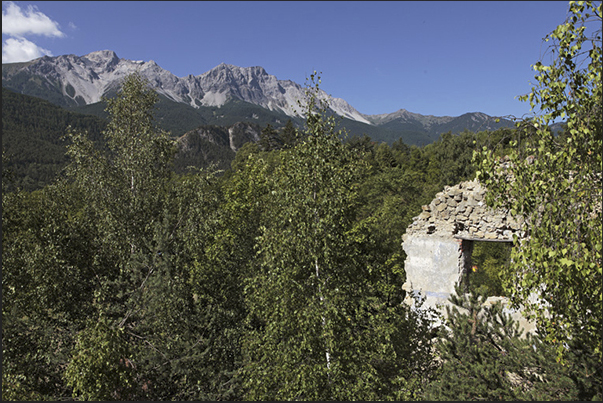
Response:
[2,88,107,191]
[4,70,600,400]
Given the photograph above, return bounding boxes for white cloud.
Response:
[2,2,64,63]
[2,36,52,63]
[2,1,64,37]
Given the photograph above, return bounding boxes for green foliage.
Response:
[280,118,300,149]
[2,87,107,192]
[64,73,177,287]
[350,128,502,281]
[172,122,265,174]
[65,318,135,400]
[259,120,300,152]
[238,73,436,400]
[72,96,294,138]
[9,48,590,399]
[2,73,247,400]
[259,122,282,151]
[61,72,246,400]
[425,284,602,400]
[2,183,96,400]
[475,0,602,360]
[468,242,510,297]
[425,285,532,400]
[173,126,236,173]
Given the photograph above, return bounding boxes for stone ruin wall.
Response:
[404,179,525,241]
[401,179,536,334]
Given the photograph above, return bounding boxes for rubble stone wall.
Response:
[404,179,525,241]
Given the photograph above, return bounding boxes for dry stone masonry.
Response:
[404,179,525,241]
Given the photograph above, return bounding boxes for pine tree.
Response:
[280,118,299,149]
[424,284,602,400]
[259,123,282,151]
[425,285,529,400]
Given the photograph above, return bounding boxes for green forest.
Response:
[2,2,601,400]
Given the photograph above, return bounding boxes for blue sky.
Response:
[2,1,574,118]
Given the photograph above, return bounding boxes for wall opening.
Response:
[460,239,513,298]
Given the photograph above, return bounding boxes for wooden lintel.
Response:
[453,235,513,243]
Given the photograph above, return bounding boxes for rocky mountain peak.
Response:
[84,49,118,61]
[82,50,120,69]
[1,50,373,122]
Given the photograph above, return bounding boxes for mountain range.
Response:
[2,50,515,146]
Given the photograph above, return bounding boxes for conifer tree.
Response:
[424,284,602,400]
[280,118,299,149]
[259,123,282,151]
[425,285,534,400]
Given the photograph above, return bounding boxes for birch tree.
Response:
[240,73,435,400]
[475,1,602,361]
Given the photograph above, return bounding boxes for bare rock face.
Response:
[178,121,261,152]
[2,51,369,123]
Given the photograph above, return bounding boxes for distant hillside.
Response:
[1,86,525,193]
[2,88,267,190]
[2,87,107,191]
[69,94,299,139]
[71,95,439,146]
[364,109,514,144]
[174,122,263,173]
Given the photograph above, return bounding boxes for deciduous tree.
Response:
[475,1,602,360]
[239,73,435,400]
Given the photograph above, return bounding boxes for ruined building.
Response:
[401,179,536,332]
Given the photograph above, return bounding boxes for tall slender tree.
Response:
[280,118,299,149]
[259,123,282,151]
[239,73,435,400]
[475,0,602,361]
[62,73,240,400]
